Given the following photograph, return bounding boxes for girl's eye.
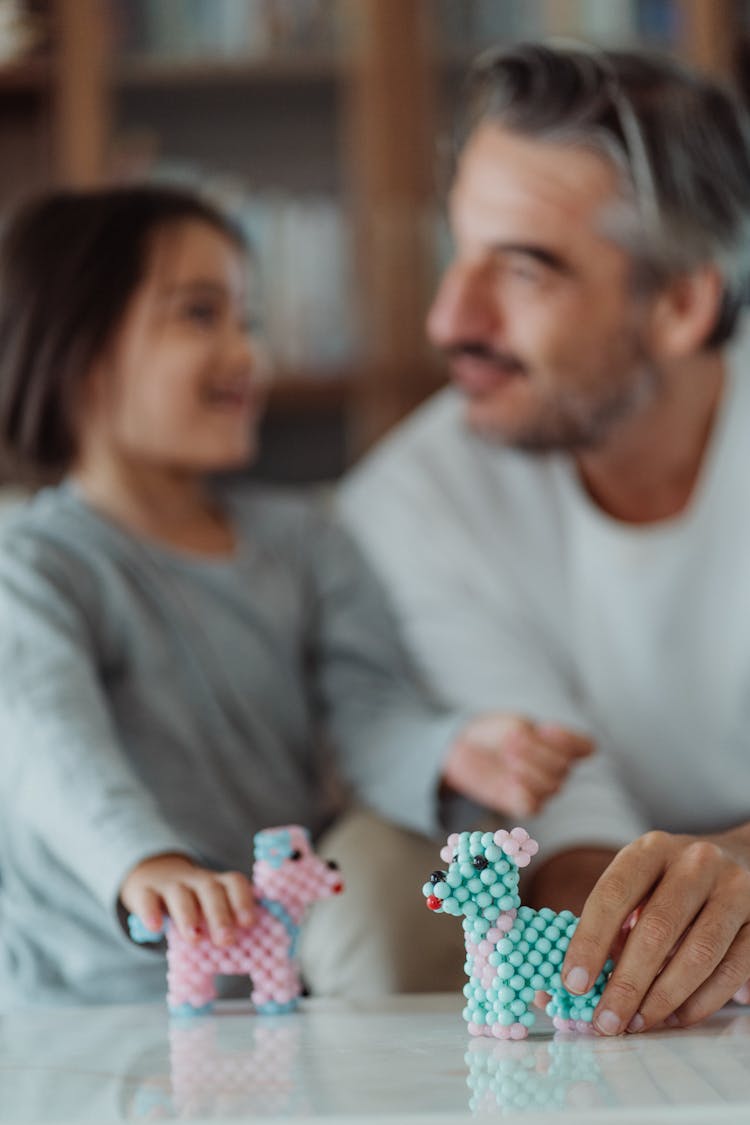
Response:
[182,300,221,326]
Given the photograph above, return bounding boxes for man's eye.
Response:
[509,263,542,283]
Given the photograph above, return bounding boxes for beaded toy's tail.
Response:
[129,914,167,943]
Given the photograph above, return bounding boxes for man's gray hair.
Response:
[459,42,750,346]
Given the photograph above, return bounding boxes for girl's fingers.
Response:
[163,883,202,942]
[219,871,256,927]
[193,878,236,945]
[133,886,165,933]
[193,877,237,940]
[139,886,165,931]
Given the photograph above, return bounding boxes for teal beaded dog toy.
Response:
[424,828,613,1039]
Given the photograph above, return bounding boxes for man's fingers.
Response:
[444,714,593,817]
[667,922,750,1029]
[589,851,717,1035]
[734,981,750,1005]
[444,737,535,814]
[504,755,567,804]
[562,833,671,1001]
[535,723,595,759]
[505,735,575,782]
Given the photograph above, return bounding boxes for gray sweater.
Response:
[0,483,459,1007]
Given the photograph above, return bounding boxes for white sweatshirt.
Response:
[340,329,750,860]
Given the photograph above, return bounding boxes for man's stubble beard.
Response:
[465,335,662,455]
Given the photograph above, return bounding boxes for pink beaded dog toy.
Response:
[424,828,613,1039]
[129,825,343,1016]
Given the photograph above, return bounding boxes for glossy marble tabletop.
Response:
[2,993,750,1124]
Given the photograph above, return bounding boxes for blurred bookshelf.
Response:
[0,0,743,482]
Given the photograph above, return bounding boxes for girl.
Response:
[0,186,591,1007]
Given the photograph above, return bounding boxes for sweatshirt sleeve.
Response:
[0,533,194,917]
[338,454,649,859]
[303,509,467,839]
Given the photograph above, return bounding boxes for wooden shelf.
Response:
[115,51,347,89]
[0,56,51,93]
[267,373,356,412]
[1,0,738,480]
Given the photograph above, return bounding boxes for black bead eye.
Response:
[430,869,447,884]
[472,855,489,870]
[290,849,302,860]
[326,859,339,870]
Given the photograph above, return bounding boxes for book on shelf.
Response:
[0,0,45,65]
[435,0,677,52]
[110,0,339,62]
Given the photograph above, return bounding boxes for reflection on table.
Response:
[466,1010,750,1115]
[2,994,750,1122]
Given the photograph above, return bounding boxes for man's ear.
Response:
[649,265,724,358]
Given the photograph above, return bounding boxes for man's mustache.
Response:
[443,343,527,375]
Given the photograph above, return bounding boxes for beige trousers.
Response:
[299,809,467,996]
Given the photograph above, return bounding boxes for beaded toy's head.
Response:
[252,825,343,905]
[423,828,539,920]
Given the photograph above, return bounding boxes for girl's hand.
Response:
[442,713,595,817]
[120,853,256,946]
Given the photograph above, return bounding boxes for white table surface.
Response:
[2,993,750,1124]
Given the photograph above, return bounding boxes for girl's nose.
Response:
[231,323,271,387]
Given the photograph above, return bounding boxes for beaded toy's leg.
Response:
[253,959,301,1015]
[248,952,298,1015]
[547,960,613,1033]
[166,950,217,1018]
[463,924,536,1040]
[462,938,494,1037]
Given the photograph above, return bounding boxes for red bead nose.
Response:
[333,882,344,894]
[426,894,441,911]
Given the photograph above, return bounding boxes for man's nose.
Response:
[426,260,497,349]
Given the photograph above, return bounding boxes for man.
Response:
[341,43,750,1034]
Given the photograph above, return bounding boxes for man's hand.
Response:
[561,828,750,1034]
[120,853,256,946]
[442,714,594,817]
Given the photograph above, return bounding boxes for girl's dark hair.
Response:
[0,184,245,483]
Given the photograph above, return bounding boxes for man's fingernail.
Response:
[734,984,750,1005]
[665,1013,681,1028]
[218,927,234,944]
[565,966,589,993]
[627,1012,645,1033]
[239,911,253,926]
[595,1009,622,1036]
